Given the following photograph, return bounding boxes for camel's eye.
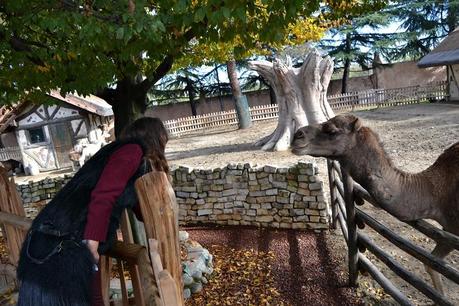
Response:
[294,130,305,139]
[322,124,338,135]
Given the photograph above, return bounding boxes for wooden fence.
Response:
[0,166,183,306]
[327,159,459,306]
[164,81,448,137]
[327,81,447,110]
[0,147,21,161]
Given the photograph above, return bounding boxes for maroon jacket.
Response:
[83,143,143,242]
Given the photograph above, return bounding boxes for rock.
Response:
[192,270,203,280]
[190,282,203,294]
[179,231,189,242]
[183,273,194,286]
[183,288,192,299]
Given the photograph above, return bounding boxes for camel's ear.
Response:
[351,117,363,132]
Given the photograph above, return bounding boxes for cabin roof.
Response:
[48,90,113,117]
[418,27,459,68]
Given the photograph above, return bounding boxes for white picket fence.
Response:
[164,81,448,137]
[327,81,447,110]
[0,147,22,161]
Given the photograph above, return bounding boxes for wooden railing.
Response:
[0,166,183,306]
[0,147,22,161]
[327,159,459,306]
[164,81,448,137]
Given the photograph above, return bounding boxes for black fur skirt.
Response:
[17,231,95,306]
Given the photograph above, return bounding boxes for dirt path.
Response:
[167,102,459,305]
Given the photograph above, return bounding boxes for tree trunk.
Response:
[102,78,147,137]
[269,85,276,105]
[227,59,252,129]
[248,50,334,151]
[342,33,352,94]
[185,77,197,116]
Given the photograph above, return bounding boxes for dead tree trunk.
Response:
[248,50,334,151]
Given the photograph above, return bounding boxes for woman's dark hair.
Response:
[120,117,169,173]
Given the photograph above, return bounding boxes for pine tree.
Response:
[387,0,459,60]
[318,13,393,93]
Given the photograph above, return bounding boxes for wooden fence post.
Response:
[327,159,338,229]
[342,170,359,286]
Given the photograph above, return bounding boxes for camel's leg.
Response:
[425,242,453,296]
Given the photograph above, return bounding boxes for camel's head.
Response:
[291,114,363,158]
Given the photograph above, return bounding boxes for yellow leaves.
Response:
[35,63,51,73]
[67,52,77,60]
[185,245,291,306]
[287,17,326,45]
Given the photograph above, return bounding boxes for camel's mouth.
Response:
[291,145,309,156]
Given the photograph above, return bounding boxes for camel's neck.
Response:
[339,129,438,221]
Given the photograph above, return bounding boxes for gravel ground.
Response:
[185,226,363,306]
[168,102,459,305]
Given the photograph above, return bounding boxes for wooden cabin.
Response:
[418,27,459,102]
[0,91,113,175]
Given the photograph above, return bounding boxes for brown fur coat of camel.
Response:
[291,114,459,295]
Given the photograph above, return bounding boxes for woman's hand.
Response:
[85,239,100,263]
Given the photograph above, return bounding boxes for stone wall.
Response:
[16,175,73,218]
[15,162,330,231]
[173,162,329,230]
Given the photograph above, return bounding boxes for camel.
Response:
[291,113,459,295]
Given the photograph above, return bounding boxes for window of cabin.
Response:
[28,127,46,144]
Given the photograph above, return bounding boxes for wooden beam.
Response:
[358,233,453,306]
[343,171,359,287]
[327,159,338,229]
[0,212,31,231]
[358,253,414,306]
[356,208,459,284]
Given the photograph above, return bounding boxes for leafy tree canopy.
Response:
[0,0,386,107]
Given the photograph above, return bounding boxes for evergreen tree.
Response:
[319,13,393,93]
[387,0,459,60]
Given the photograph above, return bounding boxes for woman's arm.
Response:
[83,143,143,260]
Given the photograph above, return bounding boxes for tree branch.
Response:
[138,54,174,95]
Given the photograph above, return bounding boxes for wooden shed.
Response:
[0,91,113,174]
[418,27,459,102]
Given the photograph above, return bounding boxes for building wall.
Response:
[17,162,330,231]
[146,90,273,121]
[448,64,459,101]
[328,75,376,95]
[146,61,446,121]
[0,131,19,148]
[375,61,446,89]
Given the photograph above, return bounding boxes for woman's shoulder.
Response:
[112,143,143,157]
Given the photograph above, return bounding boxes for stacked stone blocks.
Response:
[15,162,330,230]
[173,162,329,230]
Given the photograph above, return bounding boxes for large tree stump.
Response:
[248,50,335,151]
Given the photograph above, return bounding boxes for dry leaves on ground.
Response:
[186,245,291,306]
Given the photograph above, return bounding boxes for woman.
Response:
[17,117,169,306]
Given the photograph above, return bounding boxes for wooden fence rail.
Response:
[0,166,183,306]
[327,159,458,306]
[0,147,22,161]
[164,81,447,137]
